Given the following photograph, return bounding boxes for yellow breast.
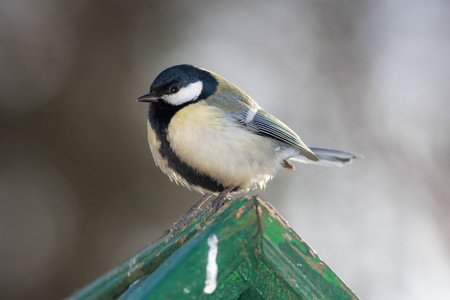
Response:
[167,101,279,190]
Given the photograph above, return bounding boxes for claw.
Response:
[172,193,212,233]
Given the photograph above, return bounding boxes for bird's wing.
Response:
[207,92,318,161]
[242,109,319,161]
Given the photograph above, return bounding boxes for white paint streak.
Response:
[203,234,219,294]
[245,107,258,124]
[127,256,137,277]
[128,279,140,289]
[162,81,203,105]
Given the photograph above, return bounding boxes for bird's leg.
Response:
[172,193,212,233]
[209,186,237,214]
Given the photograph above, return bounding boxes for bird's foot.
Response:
[208,186,237,214]
[172,193,212,233]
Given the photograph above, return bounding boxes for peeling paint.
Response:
[127,256,137,277]
[281,232,293,241]
[235,204,246,219]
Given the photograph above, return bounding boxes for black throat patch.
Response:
[148,101,226,193]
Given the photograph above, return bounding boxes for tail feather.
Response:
[289,146,362,167]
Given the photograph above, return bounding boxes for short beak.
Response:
[137,92,159,102]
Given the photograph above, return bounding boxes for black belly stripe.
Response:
[148,101,226,193]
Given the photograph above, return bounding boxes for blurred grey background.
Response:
[1,0,449,299]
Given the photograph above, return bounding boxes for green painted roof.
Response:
[66,196,359,300]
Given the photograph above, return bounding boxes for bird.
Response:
[137,64,360,229]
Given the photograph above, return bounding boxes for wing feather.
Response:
[248,110,318,161]
[205,89,319,162]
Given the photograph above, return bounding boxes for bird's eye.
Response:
[169,86,179,94]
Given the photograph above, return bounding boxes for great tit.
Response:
[138,64,359,216]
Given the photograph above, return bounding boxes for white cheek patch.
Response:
[162,81,203,105]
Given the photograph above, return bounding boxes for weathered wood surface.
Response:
[66,196,359,299]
